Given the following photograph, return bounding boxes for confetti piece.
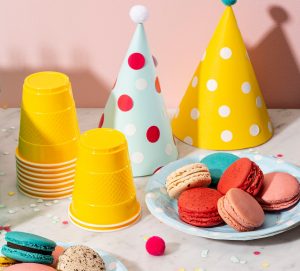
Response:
[46,214,53,218]
[37,199,44,203]
[2,152,9,155]
[0,172,5,176]
[178,268,185,271]
[52,220,58,224]
[143,235,149,241]
[0,225,11,232]
[261,261,270,268]
[201,249,209,258]
[33,208,40,212]
[62,221,69,225]
[45,202,53,206]
[8,209,17,214]
[53,200,59,204]
[10,126,16,129]
[194,268,205,271]
[230,256,240,263]
[30,204,37,208]
[8,191,15,196]
[1,128,7,132]
[240,259,247,264]
[0,204,5,208]
[254,251,261,255]
[276,154,284,158]
[52,216,59,220]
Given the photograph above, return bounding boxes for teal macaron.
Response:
[201,153,239,186]
[1,231,56,264]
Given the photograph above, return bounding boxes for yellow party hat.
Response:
[172,0,273,150]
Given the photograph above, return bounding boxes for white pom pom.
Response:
[129,5,149,24]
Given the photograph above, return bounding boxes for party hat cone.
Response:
[172,0,273,150]
[100,5,178,176]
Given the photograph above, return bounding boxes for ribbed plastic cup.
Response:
[69,128,141,231]
[18,71,80,164]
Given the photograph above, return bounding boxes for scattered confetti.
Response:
[52,220,58,224]
[8,209,17,214]
[230,256,240,263]
[0,204,5,208]
[46,214,53,218]
[0,225,11,232]
[10,126,16,129]
[45,202,53,207]
[8,191,15,196]
[261,261,270,268]
[194,268,205,271]
[276,154,284,158]
[62,221,69,225]
[178,268,185,271]
[254,251,261,255]
[30,204,37,208]
[240,259,247,264]
[52,216,59,220]
[53,200,60,204]
[37,199,44,203]
[33,208,40,212]
[1,128,7,132]
[0,171,5,176]
[2,151,9,155]
[201,249,209,258]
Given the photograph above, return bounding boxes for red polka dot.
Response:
[118,95,133,112]
[155,77,161,93]
[128,53,145,70]
[146,126,160,143]
[98,113,104,128]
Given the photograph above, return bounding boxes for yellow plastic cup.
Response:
[69,128,141,232]
[18,71,80,163]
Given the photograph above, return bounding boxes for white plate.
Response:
[145,153,300,241]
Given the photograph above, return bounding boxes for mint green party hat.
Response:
[100,5,178,177]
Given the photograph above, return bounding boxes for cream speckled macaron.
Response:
[166,163,211,198]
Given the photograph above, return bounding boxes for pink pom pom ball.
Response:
[145,236,166,256]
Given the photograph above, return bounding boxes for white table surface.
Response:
[0,108,300,271]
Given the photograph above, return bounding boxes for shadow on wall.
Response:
[249,5,300,109]
[0,48,111,108]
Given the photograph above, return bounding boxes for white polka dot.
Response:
[220,47,232,59]
[192,76,198,87]
[250,124,260,136]
[268,121,273,133]
[124,123,136,136]
[146,192,156,199]
[221,130,233,142]
[241,82,251,94]
[135,78,148,90]
[218,105,231,117]
[201,51,206,61]
[206,79,218,91]
[256,96,262,108]
[190,108,200,120]
[131,152,144,164]
[165,144,173,155]
[184,136,193,145]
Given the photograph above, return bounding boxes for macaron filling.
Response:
[6,242,52,255]
[239,163,263,195]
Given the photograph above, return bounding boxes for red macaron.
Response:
[178,187,223,227]
[217,158,263,196]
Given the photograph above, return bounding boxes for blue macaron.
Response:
[1,231,56,264]
[201,153,239,186]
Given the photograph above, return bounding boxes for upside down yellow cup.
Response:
[18,71,80,163]
[69,128,141,232]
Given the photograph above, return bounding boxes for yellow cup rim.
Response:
[18,186,72,200]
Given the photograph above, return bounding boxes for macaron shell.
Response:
[1,245,54,264]
[217,158,263,196]
[201,153,239,186]
[51,246,65,267]
[178,188,223,227]
[4,263,56,271]
[260,193,300,211]
[257,172,300,204]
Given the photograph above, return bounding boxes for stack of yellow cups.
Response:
[16,71,80,199]
[69,128,141,231]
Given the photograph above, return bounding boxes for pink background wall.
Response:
[0,0,299,108]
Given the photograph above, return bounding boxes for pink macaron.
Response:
[5,263,56,271]
[256,172,300,211]
[218,188,265,232]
